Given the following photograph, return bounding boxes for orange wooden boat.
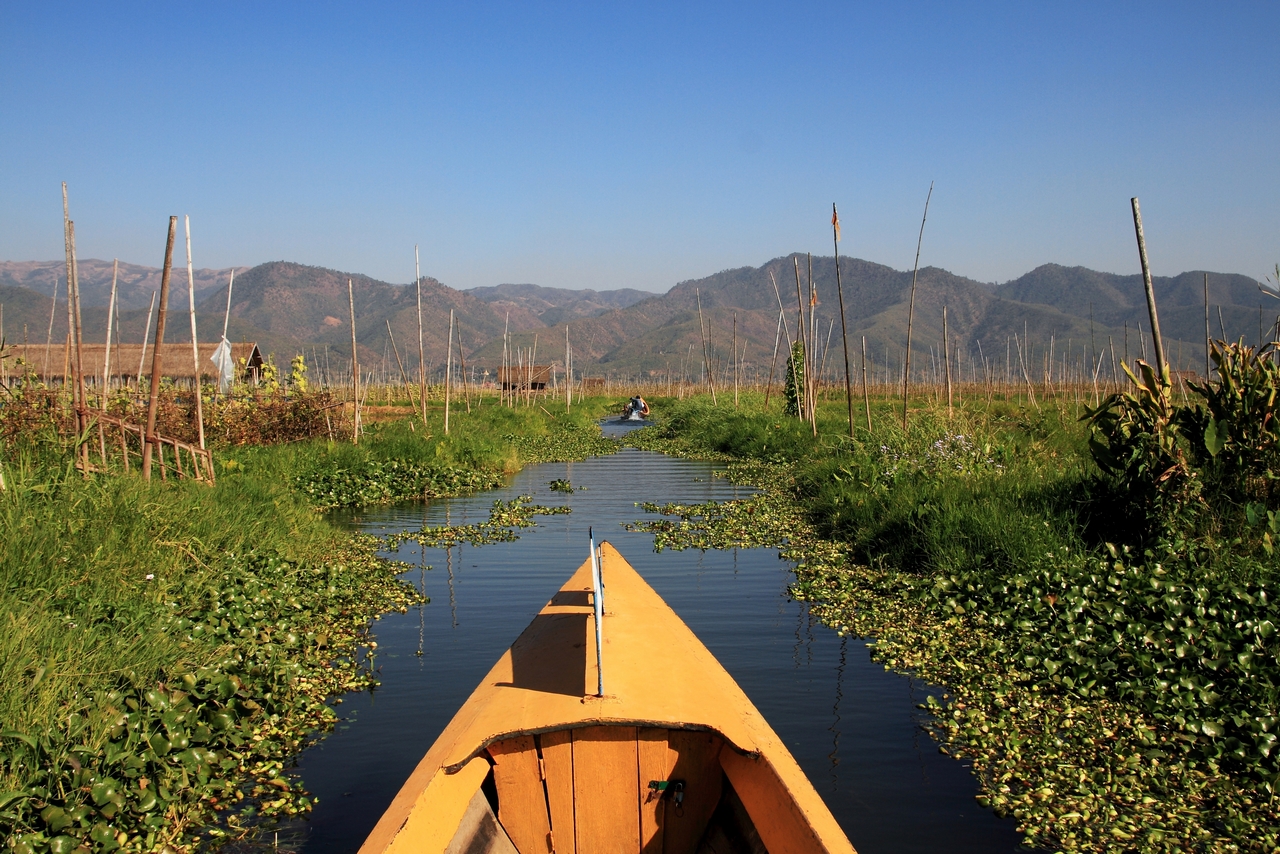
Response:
[359,541,857,854]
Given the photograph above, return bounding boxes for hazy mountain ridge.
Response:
[1,256,1266,379]
[0,259,242,312]
[464,283,652,329]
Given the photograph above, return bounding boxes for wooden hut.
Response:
[497,364,553,391]
[5,342,264,385]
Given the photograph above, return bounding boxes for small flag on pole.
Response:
[832,204,841,243]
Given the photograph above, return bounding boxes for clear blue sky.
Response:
[2,2,1276,292]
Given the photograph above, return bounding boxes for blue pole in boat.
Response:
[590,527,604,696]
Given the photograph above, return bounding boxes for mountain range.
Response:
[0,255,1271,381]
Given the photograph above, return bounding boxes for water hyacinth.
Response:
[1,547,420,854]
[629,402,1280,852]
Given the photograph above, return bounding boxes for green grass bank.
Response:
[629,389,1280,853]
[0,397,616,854]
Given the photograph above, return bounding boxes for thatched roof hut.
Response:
[497,364,554,390]
[5,342,264,383]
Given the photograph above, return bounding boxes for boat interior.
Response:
[450,724,771,854]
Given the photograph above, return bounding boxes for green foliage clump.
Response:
[296,457,503,509]
[385,496,571,551]
[1087,342,1280,551]
[505,425,618,464]
[782,341,806,418]
[288,354,308,393]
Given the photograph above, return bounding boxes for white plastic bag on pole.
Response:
[210,337,234,393]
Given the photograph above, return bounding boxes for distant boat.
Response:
[621,396,651,421]
[359,542,857,854]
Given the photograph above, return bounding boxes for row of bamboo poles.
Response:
[46,187,214,482]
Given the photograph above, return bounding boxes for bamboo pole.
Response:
[387,319,411,385]
[60,185,76,407]
[348,278,361,443]
[769,270,800,416]
[764,309,782,409]
[456,325,472,413]
[67,221,89,470]
[696,289,717,404]
[184,217,206,449]
[43,277,58,381]
[565,325,571,412]
[807,252,817,427]
[222,268,235,342]
[502,312,510,407]
[792,257,811,429]
[102,260,118,407]
[137,292,156,386]
[902,182,933,430]
[444,309,454,433]
[1204,272,1211,377]
[943,305,953,418]
[415,246,427,424]
[529,333,538,408]
[142,218,178,480]
[732,312,739,408]
[1130,198,1167,381]
[832,204,854,437]
[861,335,872,432]
[1089,302,1098,404]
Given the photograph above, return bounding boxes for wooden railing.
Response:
[80,410,215,484]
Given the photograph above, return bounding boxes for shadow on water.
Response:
[291,430,1033,854]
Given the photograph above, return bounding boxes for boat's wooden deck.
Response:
[487,727,726,854]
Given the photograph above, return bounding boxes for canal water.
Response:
[294,428,1028,853]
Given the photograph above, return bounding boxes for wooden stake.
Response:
[861,335,872,432]
[696,289,717,404]
[67,221,90,470]
[184,217,206,450]
[792,257,811,428]
[444,309,453,433]
[1204,272,1211,377]
[807,252,817,427]
[137,292,156,386]
[502,312,510,407]
[764,309,782,409]
[415,246,427,424]
[943,305,953,418]
[832,204,854,438]
[142,218,178,480]
[222,268,235,342]
[348,278,361,443]
[60,185,76,407]
[43,277,58,381]
[102,260,118,406]
[387,319,411,385]
[1089,301,1098,404]
[456,324,472,413]
[529,332,538,408]
[903,182,933,430]
[733,312,739,408]
[1130,198,1167,382]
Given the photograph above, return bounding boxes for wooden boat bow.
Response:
[359,541,856,854]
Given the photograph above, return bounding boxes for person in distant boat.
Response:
[624,395,650,419]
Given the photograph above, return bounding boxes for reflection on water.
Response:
[296,445,1029,854]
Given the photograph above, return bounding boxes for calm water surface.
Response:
[295,426,1028,853]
